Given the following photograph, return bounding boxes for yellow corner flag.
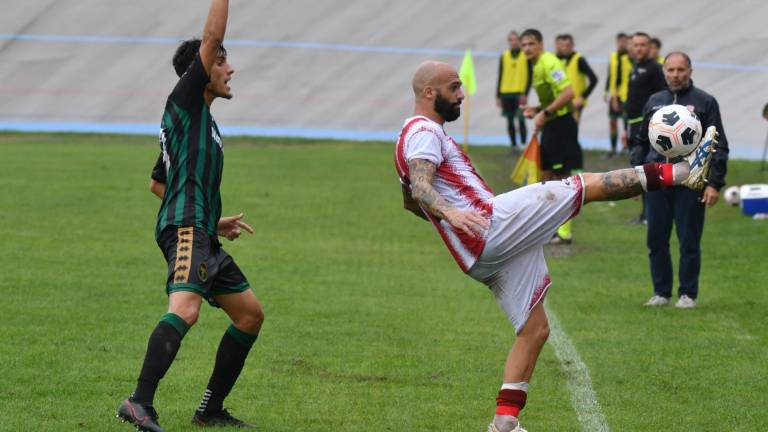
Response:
[510,136,542,186]
[458,49,477,95]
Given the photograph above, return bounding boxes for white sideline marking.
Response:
[545,305,610,432]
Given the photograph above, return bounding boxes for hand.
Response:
[572,96,584,109]
[522,106,538,118]
[519,95,528,106]
[533,111,547,133]
[496,97,501,108]
[443,209,490,238]
[217,213,255,241]
[701,186,720,207]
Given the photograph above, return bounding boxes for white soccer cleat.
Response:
[488,416,527,432]
[681,126,717,191]
[675,295,697,309]
[644,295,670,306]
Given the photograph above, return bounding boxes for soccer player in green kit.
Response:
[116,1,263,430]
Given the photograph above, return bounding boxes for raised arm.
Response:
[200,0,229,75]
[407,158,489,237]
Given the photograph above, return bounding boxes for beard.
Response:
[434,92,461,122]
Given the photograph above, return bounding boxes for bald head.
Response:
[412,61,458,97]
[410,60,464,123]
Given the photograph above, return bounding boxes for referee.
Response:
[521,28,579,243]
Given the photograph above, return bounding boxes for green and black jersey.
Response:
[155,54,223,239]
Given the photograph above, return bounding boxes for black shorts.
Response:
[608,103,623,119]
[500,93,522,116]
[157,226,250,307]
[540,114,583,173]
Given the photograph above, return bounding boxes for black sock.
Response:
[131,313,190,406]
[197,325,258,414]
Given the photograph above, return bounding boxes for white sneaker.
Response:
[681,126,717,191]
[488,415,527,432]
[675,295,697,309]
[644,295,670,306]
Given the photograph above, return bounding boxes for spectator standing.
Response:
[639,52,729,308]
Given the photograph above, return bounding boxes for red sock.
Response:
[638,163,675,191]
[496,389,527,417]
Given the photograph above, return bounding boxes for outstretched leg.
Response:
[584,125,717,203]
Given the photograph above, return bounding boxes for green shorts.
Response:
[157,226,251,307]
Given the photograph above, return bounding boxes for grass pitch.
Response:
[0,133,766,431]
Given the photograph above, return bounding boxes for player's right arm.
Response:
[407,158,489,237]
[199,0,229,75]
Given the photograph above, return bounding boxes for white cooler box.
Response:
[740,184,768,215]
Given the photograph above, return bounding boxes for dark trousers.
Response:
[500,94,526,147]
[646,187,706,299]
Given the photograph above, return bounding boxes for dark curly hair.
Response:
[172,38,227,77]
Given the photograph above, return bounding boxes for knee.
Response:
[520,317,550,346]
[234,306,264,334]
[173,306,200,327]
[535,320,550,344]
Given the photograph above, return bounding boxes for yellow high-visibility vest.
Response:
[609,51,632,102]
[563,52,587,106]
[500,49,529,94]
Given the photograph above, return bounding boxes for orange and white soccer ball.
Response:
[648,104,702,158]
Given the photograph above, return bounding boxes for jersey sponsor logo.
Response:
[212,127,223,149]
[551,69,565,82]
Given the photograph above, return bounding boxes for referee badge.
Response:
[198,262,209,282]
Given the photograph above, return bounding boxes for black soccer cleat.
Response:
[192,408,255,428]
[117,398,164,432]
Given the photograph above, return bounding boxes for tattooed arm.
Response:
[407,158,489,237]
[402,183,428,221]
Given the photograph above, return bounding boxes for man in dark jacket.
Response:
[638,51,729,308]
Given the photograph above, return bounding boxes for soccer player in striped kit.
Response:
[116,1,262,430]
[395,61,717,432]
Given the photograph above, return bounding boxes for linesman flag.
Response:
[510,136,542,186]
[458,49,476,95]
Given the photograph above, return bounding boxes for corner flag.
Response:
[458,49,476,96]
[510,136,542,185]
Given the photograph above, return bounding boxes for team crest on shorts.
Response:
[198,262,209,282]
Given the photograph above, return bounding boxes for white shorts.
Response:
[468,175,585,334]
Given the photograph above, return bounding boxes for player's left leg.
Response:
[193,252,262,428]
[581,125,717,203]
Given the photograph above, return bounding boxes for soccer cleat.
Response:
[488,415,527,432]
[116,398,163,432]
[681,126,717,191]
[192,408,255,428]
[644,295,671,306]
[675,295,697,309]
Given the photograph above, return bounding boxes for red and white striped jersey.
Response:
[394,116,494,272]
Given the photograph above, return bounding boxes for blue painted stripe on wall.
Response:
[0,120,762,160]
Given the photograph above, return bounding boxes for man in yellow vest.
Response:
[521,28,579,244]
[604,32,631,158]
[554,34,598,124]
[496,30,533,152]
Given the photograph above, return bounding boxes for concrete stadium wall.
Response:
[2,0,768,159]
